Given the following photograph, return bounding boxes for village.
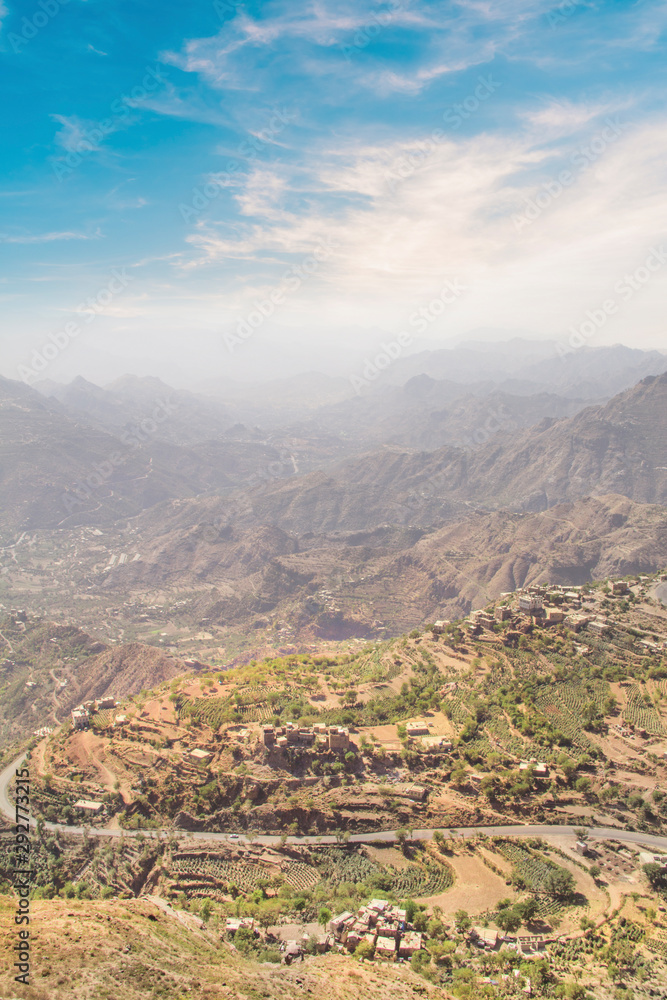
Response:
[449,576,667,652]
[7,569,667,1000]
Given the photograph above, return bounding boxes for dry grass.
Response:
[0,896,453,1000]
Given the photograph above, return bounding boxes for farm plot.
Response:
[309,846,454,898]
[485,710,532,758]
[623,685,666,734]
[534,686,597,750]
[310,847,380,885]
[177,696,235,730]
[493,840,575,916]
[387,857,454,897]
[169,853,320,895]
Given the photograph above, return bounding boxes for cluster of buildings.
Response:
[329,899,423,959]
[71,695,117,731]
[262,722,352,752]
[458,579,657,643]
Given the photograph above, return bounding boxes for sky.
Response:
[1,0,667,387]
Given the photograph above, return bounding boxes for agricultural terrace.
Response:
[26,586,667,838]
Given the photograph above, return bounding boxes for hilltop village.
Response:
[2,572,667,999]
[27,571,666,836]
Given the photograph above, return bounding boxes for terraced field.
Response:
[169,853,320,894]
[310,846,454,897]
[623,684,666,734]
[493,839,579,916]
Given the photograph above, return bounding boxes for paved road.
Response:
[3,752,667,852]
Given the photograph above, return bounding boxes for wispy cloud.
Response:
[0,230,102,244]
[177,102,667,345]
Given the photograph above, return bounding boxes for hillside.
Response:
[0,897,451,1000]
[4,574,667,1000]
[460,372,667,511]
[0,615,189,755]
[373,342,667,398]
[0,377,295,536]
[12,495,659,652]
[288,378,588,453]
[31,570,667,838]
[35,374,236,446]
[254,372,667,523]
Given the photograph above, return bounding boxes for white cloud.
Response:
[0,230,101,244]
[52,115,103,153]
[179,108,667,348]
[163,0,556,99]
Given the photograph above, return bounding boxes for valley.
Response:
[3,574,667,999]
[3,344,667,999]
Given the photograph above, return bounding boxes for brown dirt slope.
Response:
[0,897,452,1000]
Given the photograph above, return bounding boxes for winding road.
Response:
[3,751,667,852]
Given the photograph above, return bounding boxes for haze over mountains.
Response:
[2,339,667,651]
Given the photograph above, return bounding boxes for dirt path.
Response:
[0,629,15,654]
[48,669,64,725]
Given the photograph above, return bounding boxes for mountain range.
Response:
[2,341,667,651]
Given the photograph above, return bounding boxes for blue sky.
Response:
[1,0,667,386]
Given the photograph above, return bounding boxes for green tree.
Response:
[396,828,409,849]
[643,862,667,891]
[495,907,521,933]
[544,868,576,900]
[516,897,539,922]
[454,908,471,932]
[355,940,375,960]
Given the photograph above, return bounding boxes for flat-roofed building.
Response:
[329,911,354,940]
[398,932,423,958]
[328,727,350,750]
[495,606,512,622]
[74,799,103,814]
[432,620,450,634]
[71,707,89,730]
[406,722,429,737]
[375,934,397,959]
[519,595,543,614]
